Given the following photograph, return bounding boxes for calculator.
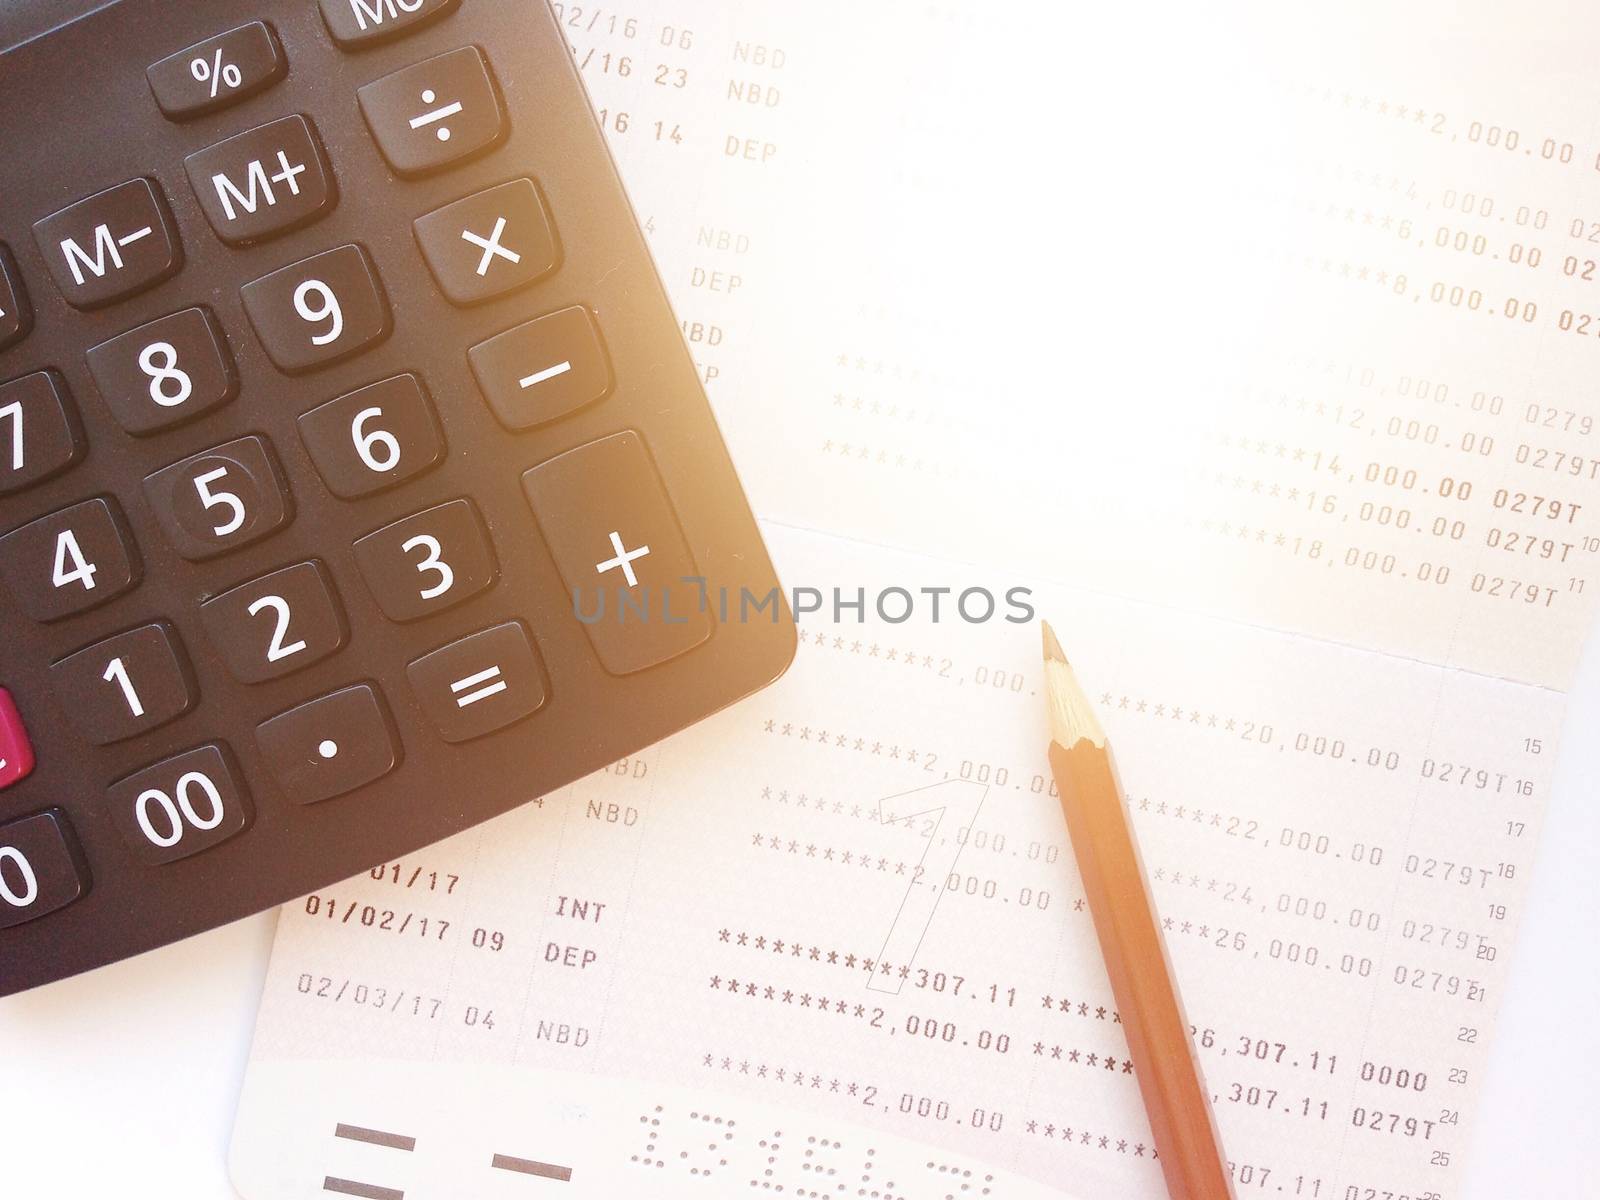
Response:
[0,0,793,997]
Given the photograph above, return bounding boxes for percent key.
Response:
[146,20,287,121]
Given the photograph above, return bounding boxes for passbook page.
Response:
[233,3,1597,1199]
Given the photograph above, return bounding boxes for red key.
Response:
[0,688,36,789]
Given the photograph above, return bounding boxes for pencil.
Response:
[1042,621,1236,1200]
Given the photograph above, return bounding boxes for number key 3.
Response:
[353,499,497,622]
[143,435,292,560]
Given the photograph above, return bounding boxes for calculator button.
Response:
[32,179,182,310]
[85,308,238,436]
[199,561,347,683]
[413,179,559,305]
[241,244,391,374]
[468,306,612,430]
[146,20,287,120]
[185,115,337,246]
[255,683,399,805]
[106,744,251,865]
[0,498,140,622]
[0,689,36,790]
[352,498,497,622]
[49,622,197,745]
[0,244,33,351]
[357,47,506,178]
[319,0,460,48]
[523,431,712,674]
[143,435,292,561]
[0,811,88,931]
[0,371,86,495]
[297,374,444,499]
[406,621,547,743]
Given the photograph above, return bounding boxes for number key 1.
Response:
[49,622,197,745]
[84,307,238,435]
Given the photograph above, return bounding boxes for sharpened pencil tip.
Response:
[1041,620,1068,665]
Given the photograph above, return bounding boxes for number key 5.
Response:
[143,435,292,560]
[298,374,444,498]
[353,499,497,622]
[241,244,390,374]
[85,307,237,435]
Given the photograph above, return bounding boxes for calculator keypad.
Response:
[106,744,251,865]
[319,0,459,48]
[0,244,33,351]
[469,305,612,430]
[146,21,287,121]
[0,811,88,931]
[241,243,391,373]
[0,371,86,495]
[406,620,547,743]
[85,308,238,436]
[185,115,337,246]
[49,622,197,746]
[414,179,559,305]
[32,179,183,310]
[357,46,505,178]
[523,430,713,675]
[143,435,292,560]
[0,498,141,622]
[0,0,791,996]
[297,374,444,498]
[353,498,497,622]
[255,683,399,805]
[200,561,347,684]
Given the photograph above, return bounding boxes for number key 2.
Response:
[200,561,347,684]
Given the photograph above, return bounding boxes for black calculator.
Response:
[0,0,793,997]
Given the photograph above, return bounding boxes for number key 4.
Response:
[0,497,140,622]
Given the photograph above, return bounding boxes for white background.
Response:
[2,630,1595,1197]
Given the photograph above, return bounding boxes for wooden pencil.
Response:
[1042,620,1236,1200]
